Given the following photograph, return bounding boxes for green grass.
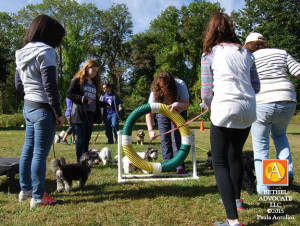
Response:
[0,119,299,225]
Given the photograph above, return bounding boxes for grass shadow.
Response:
[61,182,219,204]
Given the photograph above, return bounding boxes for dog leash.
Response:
[52,143,56,158]
[195,146,209,152]
[148,108,209,147]
[82,96,95,127]
[90,124,102,150]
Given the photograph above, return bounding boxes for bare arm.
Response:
[168,98,190,112]
[146,113,156,139]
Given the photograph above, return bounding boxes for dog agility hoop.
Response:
[122,103,192,173]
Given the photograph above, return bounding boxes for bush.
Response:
[188,100,210,121]
[122,95,148,122]
[0,113,25,128]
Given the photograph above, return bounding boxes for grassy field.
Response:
[0,116,299,225]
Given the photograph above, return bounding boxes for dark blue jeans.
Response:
[105,113,119,143]
[74,111,94,162]
[156,110,187,171]
[20,106,56,199]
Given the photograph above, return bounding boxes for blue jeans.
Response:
[251,101,295,194]
[74,111,94,162]
[156,110,187,171]
[19,106,56,199]
[105,113,119,143]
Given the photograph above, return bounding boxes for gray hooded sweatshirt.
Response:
[15,42,62,117]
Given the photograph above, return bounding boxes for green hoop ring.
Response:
[122,103,191,173]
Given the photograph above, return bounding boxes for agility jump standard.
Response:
[117,103,199,182]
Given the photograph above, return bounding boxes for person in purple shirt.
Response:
[99,83,123,144]
[60,98,76,145]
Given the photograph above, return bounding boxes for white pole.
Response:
[117,130,199,183]
[117,131,123,182]
[192,130,198,179]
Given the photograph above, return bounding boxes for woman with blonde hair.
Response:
[67,60,110,162]
[201,13,260,226]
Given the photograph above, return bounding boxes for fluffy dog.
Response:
[121,146,158,174]
[136,129,145,145]
[205,150,213,170]
[91,147,114,166]
[242,150,256,195]
[54,130,66,143]
[50,151,101,192]
[206,150,256,195]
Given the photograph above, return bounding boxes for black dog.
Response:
[205,150,213,170]
[206,150,256,195]
[50,151,101,192]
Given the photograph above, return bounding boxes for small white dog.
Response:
[121,147,158,174]
[91,147,114,166]
[54,130,66,143]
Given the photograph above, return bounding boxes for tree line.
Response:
[0,0,299,120]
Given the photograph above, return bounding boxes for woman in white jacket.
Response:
[245,33,300,194]
[201,13,260,226]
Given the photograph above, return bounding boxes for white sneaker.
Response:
[30,198,44,209]
[19,190,32,202]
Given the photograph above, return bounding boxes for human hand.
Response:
[200,103,210,110]
[168,102,180,112]
[148,130,157,139]
[56,116,65,128]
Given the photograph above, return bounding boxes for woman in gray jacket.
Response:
[15,15,65,209]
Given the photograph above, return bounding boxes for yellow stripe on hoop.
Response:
[122,103,191,173]
[159,104,191,137]
[123,144,155,172]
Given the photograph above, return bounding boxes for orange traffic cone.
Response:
[200,120,204,131]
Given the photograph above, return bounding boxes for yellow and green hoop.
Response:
[122,103,192,173]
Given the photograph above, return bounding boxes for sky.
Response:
[0,0,245,34]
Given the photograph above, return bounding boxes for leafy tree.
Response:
[235,0,300,60]
[129,32,157,92]
[0,12,25,114]
[0,46,11,84]
[148,6,186,79]
[128,0,222,117]
[96,4,133,94]
[16,0,105,99]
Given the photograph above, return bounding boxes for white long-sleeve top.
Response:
[201,44,260,129]
[253,48,300,104]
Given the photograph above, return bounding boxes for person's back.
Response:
[209,44,257,128]
[252,48,298,104]
[245,32,300,195]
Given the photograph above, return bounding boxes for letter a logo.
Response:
[267,162,283,180]
[263,160,288,186]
